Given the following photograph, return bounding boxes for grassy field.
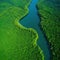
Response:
[0,0,44,60]
[37,0,60,60]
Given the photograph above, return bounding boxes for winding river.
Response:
[20,0,50,60]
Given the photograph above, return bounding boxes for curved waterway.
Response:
[20,0,50,60]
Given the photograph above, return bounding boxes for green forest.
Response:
[0,0,60,60]
[37,0,60,60]
[0,0,44,60]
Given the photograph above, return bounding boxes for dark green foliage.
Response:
[37,0,60,60]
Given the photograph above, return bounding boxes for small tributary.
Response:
[20,0,50,60]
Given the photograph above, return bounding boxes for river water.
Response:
[20,0,50,60]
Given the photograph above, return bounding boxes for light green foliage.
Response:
[0,0,44,60]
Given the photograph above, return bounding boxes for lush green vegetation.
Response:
[0,0,44,60]
[37,0,60,60]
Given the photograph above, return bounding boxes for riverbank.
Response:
[37,0,60,60]
[0,0,44,60]
[20,0,51,60]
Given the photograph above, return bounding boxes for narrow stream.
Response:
[20,0,50,60]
